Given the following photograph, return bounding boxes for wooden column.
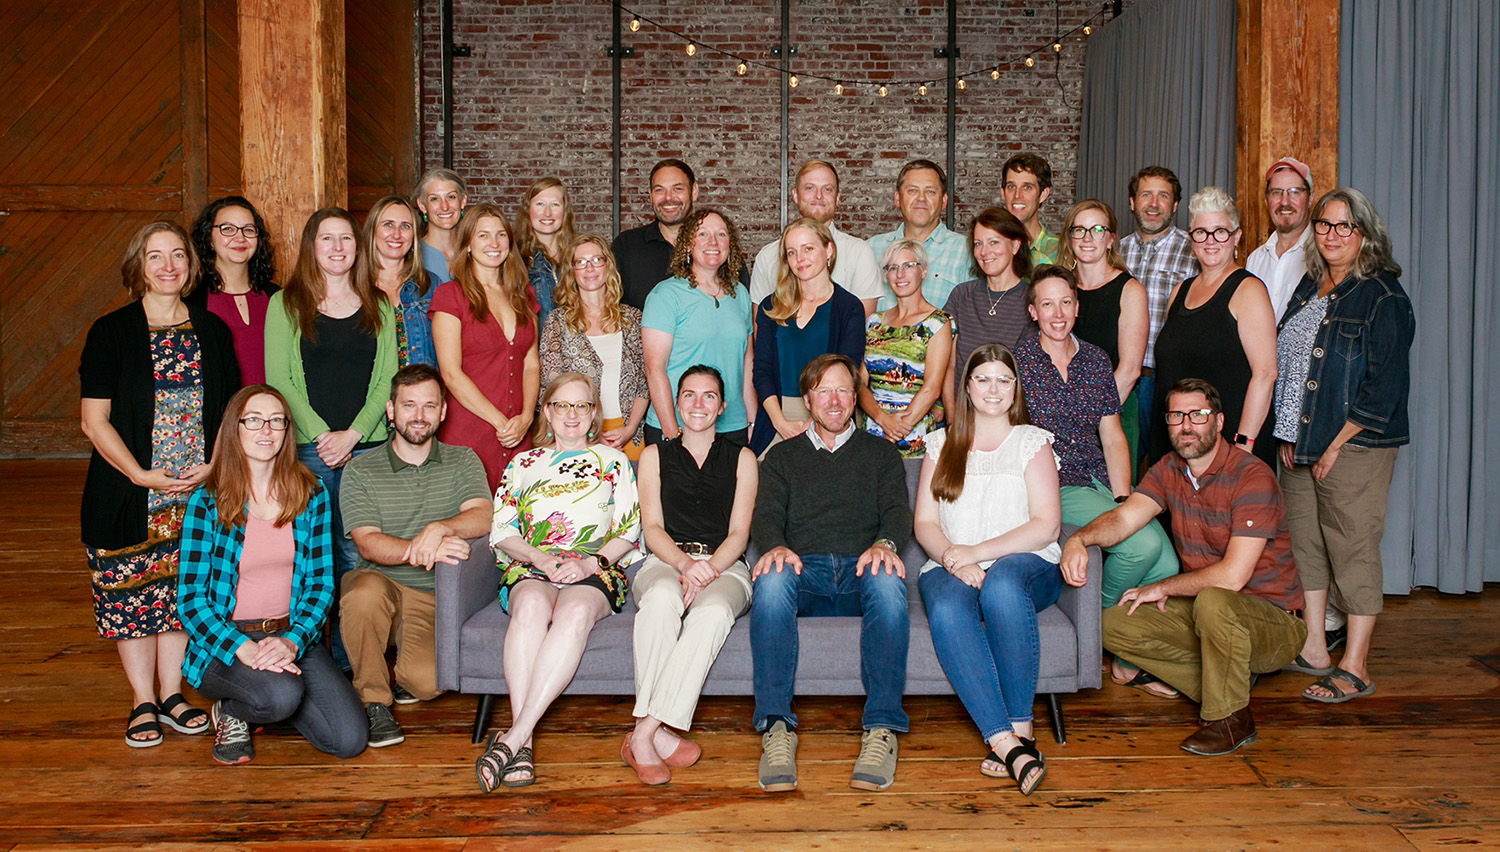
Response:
[1235,0,1340,253]
[239,0,348,273]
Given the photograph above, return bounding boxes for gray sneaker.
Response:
[849,728,898,791]
[758,720,798,792]
[210,701,254,765]
[366,702,405,747]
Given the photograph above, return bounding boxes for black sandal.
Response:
[503,746,536,788]
[157,693,209,735]
[125,702,162,748]
[475,733,515,794]
[1001,737,1047,796]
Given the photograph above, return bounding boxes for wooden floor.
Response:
[4,459,1498,851]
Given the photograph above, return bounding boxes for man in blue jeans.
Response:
[749,353,913,792]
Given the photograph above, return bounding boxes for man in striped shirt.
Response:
[1061,378,1305,757]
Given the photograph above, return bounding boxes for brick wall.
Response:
[420,0,1117,257]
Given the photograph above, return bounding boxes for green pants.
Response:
[1120,387,1139,482]
[1061,480,1178,608]
[1103,587,1307,721]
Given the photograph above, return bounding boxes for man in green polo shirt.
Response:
[340,365,492,747]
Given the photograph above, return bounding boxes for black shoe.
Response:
[392,685,419,705]
[365,702,405,747]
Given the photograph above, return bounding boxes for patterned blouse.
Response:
[1273,293,1329,443]
[1013,335,1120,488]
[861,308,952,458]
[539,305,648,440]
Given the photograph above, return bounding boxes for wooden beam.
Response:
[1235,0,1340,254]
[179,0,209,221]
[239,0,348,276]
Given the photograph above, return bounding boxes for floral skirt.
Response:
[86,506,186,639]
[499,557,629,614]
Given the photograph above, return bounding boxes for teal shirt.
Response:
[641,277,754,431]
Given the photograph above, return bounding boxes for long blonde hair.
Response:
[512,177,578,267]
[764,217,837,324]
[450,204,532,326]
[1057,199,1128,273]
[551,234,624,334]
[358,195,431,298]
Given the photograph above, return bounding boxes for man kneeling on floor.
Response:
[750,353,913,791]
[1061,378,1306,755]
[340,365,492,746]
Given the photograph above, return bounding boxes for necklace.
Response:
[985,284,1014,316]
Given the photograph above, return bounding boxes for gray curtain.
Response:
[1076,0,1237,226]
[1340,0,1500,594]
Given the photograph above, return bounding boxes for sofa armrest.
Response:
[1054,523,1104,690]
[434,536,499,691]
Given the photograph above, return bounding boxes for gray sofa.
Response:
[435,457,1103,745]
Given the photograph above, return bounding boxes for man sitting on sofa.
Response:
[749,353,914,793]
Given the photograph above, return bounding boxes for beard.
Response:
[1171,427,1218,461]
[396,419,435,446]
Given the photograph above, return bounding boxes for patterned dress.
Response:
[861,308,952,458]
[490,445,642,613]
[87,322,206,638]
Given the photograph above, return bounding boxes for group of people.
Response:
[78,149,1413,795]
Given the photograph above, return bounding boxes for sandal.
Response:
[979,749,1009,779]
[1001,737,1047,796]
[1282,653,1335,676]
[474,734,515,794]
[125,702,162,748]
[1113,666,1180,699]
[1303,667,1376,704]
[157,693,210,735]
[503,746,536,787]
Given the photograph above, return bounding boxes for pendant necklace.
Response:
[986,284,1013,316]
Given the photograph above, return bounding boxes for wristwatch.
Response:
[873,538,898,553]
[1233,433,1255,448]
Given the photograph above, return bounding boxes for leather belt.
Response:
[676,541,715,557]
[234,616,291,633]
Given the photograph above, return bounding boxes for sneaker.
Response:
[849,728,898,791]
[392,685,419,705]
[366,702,405,748]
[758,720,798,792]
[210,701,254,765]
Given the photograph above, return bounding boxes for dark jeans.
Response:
[196,632,368,758]
[1135,373,1155,473]
[296,443,372,669]
[750,553,909,732]
[643,424,749,448]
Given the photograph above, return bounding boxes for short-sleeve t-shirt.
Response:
[1134,440,1303,610]
[641,277,755,431]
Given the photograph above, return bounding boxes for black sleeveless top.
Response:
[1149,268,1276,467]
[1075,270,1130,367]
[658,435,740,549]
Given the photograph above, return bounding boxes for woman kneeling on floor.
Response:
[178,385,368,764]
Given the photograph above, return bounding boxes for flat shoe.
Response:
[503,746,536,788]
[979,749,1009,779]
[474,735,514,794]
[125,702,162,748]
[1281,653,1335,676]
[1303,667,1376,703]
[661,736,701,769]
[157,693,210,735]
[621,736,671,786]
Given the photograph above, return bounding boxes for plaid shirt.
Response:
[1120,226,1199,368]
[869,222,973,311]
[177,486,334,688]
[1030,226,1060,267]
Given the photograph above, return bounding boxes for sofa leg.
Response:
[471,694,495,745]
[1044,694,1066,745]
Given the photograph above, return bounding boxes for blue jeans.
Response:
[297,443,371,669]
[1135,373,1155,472]
[750,553,909,732]
[195,632,368,757]
[918,553,1062,741]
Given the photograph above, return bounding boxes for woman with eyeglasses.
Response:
[1274,188,1413,705]
[1057,200,1148,473]
[178,385,367,764]
[539,234,648,460]
[477,373,642,790]
[189,197,277,384]
[1147,186,1278,468]
[513,177,578,328]
[858,238,953,457]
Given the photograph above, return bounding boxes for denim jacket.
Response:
[528,251,558,329]
[1277,271,1414,464]
[398,278,437,368]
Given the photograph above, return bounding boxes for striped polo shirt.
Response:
[1135,439,1304,610]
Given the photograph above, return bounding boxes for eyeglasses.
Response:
[1163,409,1214,425]
[547,400,596,416]
[1266,187,1308,201]
[969,374,1016,388]
[239,415,289,431]
[1067,224,1112,240]
[216,224,260,239]
[572,256,608,269]
[1312,219,1358,237]
[883,261,924,274]
[1188,227,1238,243]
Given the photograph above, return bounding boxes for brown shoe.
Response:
[1179,707,1258,756]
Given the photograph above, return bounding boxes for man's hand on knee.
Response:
[753,547,802,578]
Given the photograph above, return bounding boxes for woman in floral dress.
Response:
[859,239,954,457]
[476,372,641,791]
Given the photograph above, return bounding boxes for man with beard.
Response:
[614,159,750,309]
[1246,157,1315,321]
[1061,378,1306,756]
[339,365,492,746]
[867,159,971,311]
[749,354,913,793]
[749,159,884,315]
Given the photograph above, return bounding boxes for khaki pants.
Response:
[1279,444,1397,615]
[761,396,809,457]
[340,569,439,706]
[631,555,752,730]
[1102,587,1306,721]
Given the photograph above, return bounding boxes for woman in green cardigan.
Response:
[265,207,397,583]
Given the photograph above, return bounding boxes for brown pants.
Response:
[1279,444,1398,615]
[340,569,439,706]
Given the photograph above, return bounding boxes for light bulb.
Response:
[629,17,640,32]
[957,78,966,90]
[1053,41,1062,52]
[1025,56,1035,67]
[686,43,696,56]
[1083,24,1092,35]
[878,85,888,97]
[991,68,1000,80]
[835,83,843,95]
[789,75,798,88]
[737,62,747,75]
[918,84,928,96]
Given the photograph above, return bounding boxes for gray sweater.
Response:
[752,430,912,557]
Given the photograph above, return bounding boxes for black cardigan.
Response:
[79,300,240,550]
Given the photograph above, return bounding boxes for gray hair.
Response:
[1187,185,1240,231]
[414,167,467,200]
[879,238,929,270]
[1304,187,1403,282]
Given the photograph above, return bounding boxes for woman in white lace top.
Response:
[913,342,1079,796]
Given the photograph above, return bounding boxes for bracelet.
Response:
[594,553,611,571]
[1233,433,1256,448]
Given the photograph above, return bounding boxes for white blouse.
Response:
[587,331,624,420]
[921,424,1061,573]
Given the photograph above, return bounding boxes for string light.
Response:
[789,75,798,88]
[1025,56,1035,68]
[957,78,966,90]
[991,68,1000,80]
[918,84,928,96]
[630,16,640,32]
[685,43,696,56]
[737,61,747,75]
[1053,41,1062,52]
[1083,24,1092,36]
[878,85,888,97]
[835,83,843,95]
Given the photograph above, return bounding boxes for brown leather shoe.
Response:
[1179,707,1258,755]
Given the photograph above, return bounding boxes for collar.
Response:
[1173,437,1231,485]
[1256,227,1311,256]
[807,419,856,452]
[1131,225,1187,247]
[385,437,444,471]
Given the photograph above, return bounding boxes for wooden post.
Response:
[179,0,208,222]
[1235,0,1340,254]
[239,0,348,276]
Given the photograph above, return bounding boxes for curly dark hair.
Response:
[666,207,744,293]
[190,196,278,295]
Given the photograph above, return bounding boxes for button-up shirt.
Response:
[1030,225,1060,267]
[1120,226,1199,368]
[868,222,972,311]
[1013,334,1119,487]
[807,418,856,453]
[1245,227,1311,322]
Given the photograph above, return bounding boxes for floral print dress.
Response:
[490,445,642,612]
[860,308,952,458]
